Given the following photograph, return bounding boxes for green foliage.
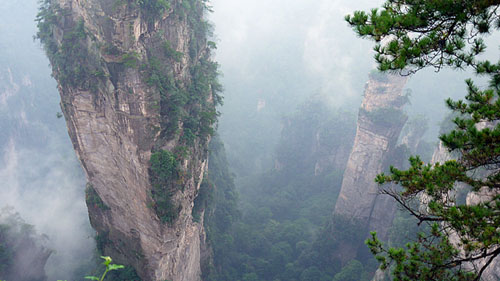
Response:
[85,256,125,281]
[95,231,110,255]
[142,56,183,136]
[181,57,222,144]
[348,0,500,279]
[143,55,221,144]
[121,52,139,69]
[114,0,171,25]
[86,184,110,211]
[137,0,222,225]
[366,228,476,281]
[149,150,182,224]
[202,101,362,281]
[387,209,423,250]
[36,4,102,89]
[150,150,179,186]
[333,260,364,281]
[345,0,498,73]
[49,19,89,87]
[103,43,121,56]
[87,235,142,281]
[163,40,183,62]
[192,179,213,222]
[0,208,49,281]
[137,0,171,25]
[138,3,221,229]
[0,224,12,275]
[102,265,142,281]
[139,0,221,145]
[176,0,213,60]
[199,136,240,281]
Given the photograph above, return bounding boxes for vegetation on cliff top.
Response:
[36,2,103,90]
[36,0,222,227]
[347,0,500,279]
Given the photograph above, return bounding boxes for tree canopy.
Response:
[347,0,500,280]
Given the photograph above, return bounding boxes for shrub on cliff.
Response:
[149,150,182,223]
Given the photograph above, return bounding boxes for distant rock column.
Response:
[332,73,408,259]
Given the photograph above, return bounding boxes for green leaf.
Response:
[109,264,126,271]
[101,255,112,266]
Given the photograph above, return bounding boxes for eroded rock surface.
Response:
[333,73,408,250]
[37,0,218,280]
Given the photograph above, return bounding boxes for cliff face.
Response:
[37,0,220,280]
[333,73,408,248]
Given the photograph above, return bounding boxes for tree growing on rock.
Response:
[346,0,500,280]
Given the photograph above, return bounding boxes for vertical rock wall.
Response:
[333,73,408,251]
[37,0,219,280]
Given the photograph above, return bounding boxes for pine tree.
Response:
[346,1,500,280]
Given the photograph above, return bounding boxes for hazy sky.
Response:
[211,0,382,108]
[210,0,498,144]
[0,1,94,279]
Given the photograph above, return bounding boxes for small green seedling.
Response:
[85,256,124,281]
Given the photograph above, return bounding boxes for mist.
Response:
[0,0,94,279]
[0,0,498,280]
[204,1,500,280]
[206,0,497,193]
[209,0,484,177]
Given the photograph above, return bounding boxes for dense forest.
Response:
[205,97,357,280]
[1,0,499,280]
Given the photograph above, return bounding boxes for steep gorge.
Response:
[36,0,220,280]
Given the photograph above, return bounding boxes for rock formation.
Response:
[332,72,408,260]
[36,0,220,280]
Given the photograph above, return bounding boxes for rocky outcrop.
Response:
[332,73,408,258]
[37,0,219,280]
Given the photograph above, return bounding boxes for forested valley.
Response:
[1,0,500,281]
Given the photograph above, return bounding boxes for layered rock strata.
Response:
[37,0,219,280]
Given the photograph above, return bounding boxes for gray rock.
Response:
[332,73,408,261]
[43,1,214,280]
